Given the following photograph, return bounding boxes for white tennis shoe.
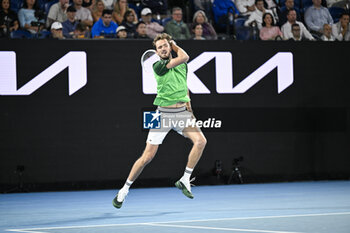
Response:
[112,188,128,209]
[175,177,195,199]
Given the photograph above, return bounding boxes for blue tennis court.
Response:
[1,181,350,233]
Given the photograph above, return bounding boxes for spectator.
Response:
[17,0,45,34]
[46,0,69,28]
[134,21,148,39]
[321,23,336,40]
[259,12,282,40]
[92,0,105,23]
[304,0,333,36]
[244,0,276,29]
[112,0,137,25]
[164,7,191,40]
[281,9,314,40]
[264,0,280,19]
[332,12,350,41]
[192,23,205,40]
[74,22,89,38]
[212,0,239,33]
[279,0,301,26]
[0,0,19,37]
[91,9,117,37]
[326,0,349,8]
[265,0,278,9]
[62,5,78,38]
[167,0,187,21]
[102,0,116,10]
[82,0,94,10]
[193,0,214,21]
[141,7,163,39]
[50,21,64,38]
[140,0,168,16]
[120,9,136,37]
[73,0,93,27]
[288,23,310,41]
[236,0,256,16]
[116,24,127,38]
[191,10,217,40]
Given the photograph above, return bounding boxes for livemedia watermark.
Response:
[143,110,222,130]
[141,107,346,133]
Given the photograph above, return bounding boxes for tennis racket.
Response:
[140,49,159,73]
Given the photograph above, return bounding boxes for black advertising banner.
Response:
[0,40,349,190]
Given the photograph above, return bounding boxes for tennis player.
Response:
[113,33,207,208]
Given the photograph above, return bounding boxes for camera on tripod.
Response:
[233,156,243,165]
[228,156,244,184]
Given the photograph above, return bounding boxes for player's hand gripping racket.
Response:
[140,49,159,73]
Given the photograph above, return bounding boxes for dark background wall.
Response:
[1,40,349,192]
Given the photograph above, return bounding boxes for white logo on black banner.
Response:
[0,51,87,96]
[142,52,294,94]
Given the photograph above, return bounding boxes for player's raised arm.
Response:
[166,40,189,69]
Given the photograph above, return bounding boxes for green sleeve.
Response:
[153,59,170,76]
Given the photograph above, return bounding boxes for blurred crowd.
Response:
[0,0,349,40]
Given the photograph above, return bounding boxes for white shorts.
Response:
[146,106,193,145]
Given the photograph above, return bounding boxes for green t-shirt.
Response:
[152,59,191,106]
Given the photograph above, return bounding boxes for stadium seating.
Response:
[235,18,251,40]
[161,17,172,26]
[329,6,345,23]
[10,0,23,13]
[10,29,33,39]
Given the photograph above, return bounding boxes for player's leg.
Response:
[175,126,207,198]
[126,143,159,182]
[113,143,158,208]
[183,126,207,169]
[113,125,170,209]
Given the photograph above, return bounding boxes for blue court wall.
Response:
[0,40,349,191]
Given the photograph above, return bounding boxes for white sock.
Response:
[121,179,133,191]
[182,167,193,181]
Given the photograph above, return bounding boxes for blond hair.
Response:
[113,0,130,14]
[92,0,105,13]
[153,33,172,48]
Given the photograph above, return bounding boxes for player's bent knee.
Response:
[141,146,157,165]
[145,146,158,157]
[194,136,207,149]
[140,152,155,165]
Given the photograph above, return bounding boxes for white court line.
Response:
[5,222,148,232]
[6,230,46,233]
[145,223,302,233]
[152,211,350,224]
[5,212,350,233]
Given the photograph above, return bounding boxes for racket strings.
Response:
[143,51,156,61]
[141,49,159,73]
